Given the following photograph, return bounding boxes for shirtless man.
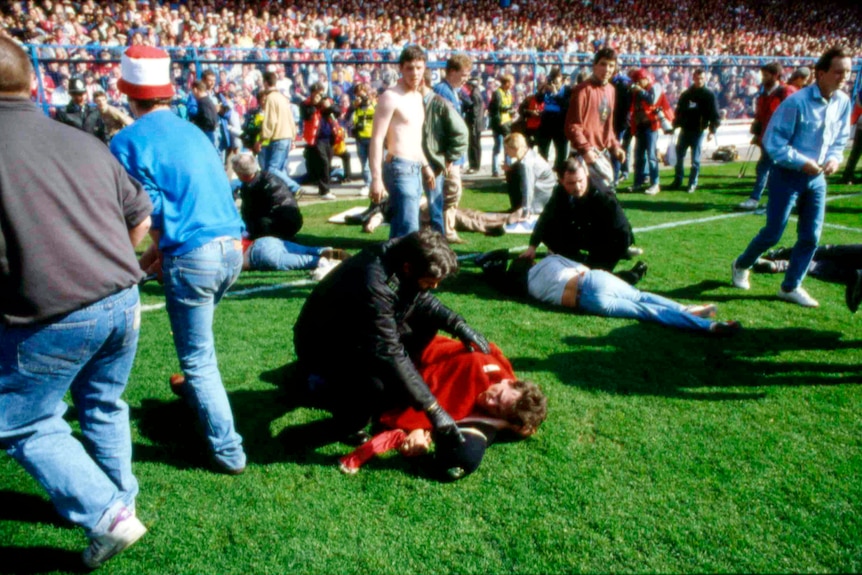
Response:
[369,45,434,239]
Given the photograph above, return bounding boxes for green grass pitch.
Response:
[2,161,861,574]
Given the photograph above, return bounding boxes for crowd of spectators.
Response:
[3,0,861,129]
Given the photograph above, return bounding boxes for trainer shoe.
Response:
[82,507,147,569]
[644,184,661,195]
[320,248,349,261]
[776,286,819,307]
[752,258,789,274]
[684,304,717,318]
[731,258,750,289]
[687,185,697,194]
[358,186,370,197]
[737,198,759,210]
[709,320,742,337]
[625,246,644,258]
[845,270,862,313]
[319,193,338,201]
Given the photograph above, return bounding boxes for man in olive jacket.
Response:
[420,71,469,241]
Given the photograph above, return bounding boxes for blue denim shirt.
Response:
[763,83,851,171]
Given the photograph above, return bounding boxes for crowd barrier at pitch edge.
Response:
[25,45,862,117]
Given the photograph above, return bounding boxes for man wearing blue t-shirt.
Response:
[110,46,247,474]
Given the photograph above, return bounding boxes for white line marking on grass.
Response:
[145,192,862,313]
[141,278,317,314]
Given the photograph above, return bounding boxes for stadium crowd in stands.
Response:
[3,0,861,127]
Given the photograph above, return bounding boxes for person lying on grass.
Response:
[752,244,862,312]
[139,237,348,279]
[339,334,547,480]
[478,251,741,335]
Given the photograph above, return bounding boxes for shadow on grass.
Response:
[513,323,861,400]
[0,547,86,574]
[0,491,72,529]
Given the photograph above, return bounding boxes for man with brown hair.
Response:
[738,62,790,210]
[564,48,626,193]
[434,54,473,242]
[0,36,151,568]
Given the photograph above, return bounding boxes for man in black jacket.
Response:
[671,69,720,193]
[519,158,642,282]
[462,77,485,173]
[293,228,490,448]
[233,153,302,240]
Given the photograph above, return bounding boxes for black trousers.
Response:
[304,140,332,195]
[808,244,862,284]
[467,122,482,170]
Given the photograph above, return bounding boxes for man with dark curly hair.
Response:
[293,228,490,453]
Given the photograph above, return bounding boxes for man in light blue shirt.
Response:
[731,47,853,308]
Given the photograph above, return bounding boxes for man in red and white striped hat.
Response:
[110,45,249,476]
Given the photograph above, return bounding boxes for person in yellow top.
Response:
[258,71,299,192]
[489,74,514,176]
[351,83,376,196]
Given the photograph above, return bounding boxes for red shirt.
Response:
[378,336,516,431]
[565,78,621,155]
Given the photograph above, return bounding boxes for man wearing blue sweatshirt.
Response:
[110,46,247,474]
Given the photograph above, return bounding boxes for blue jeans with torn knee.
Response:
[0,286,140,536]
[162,237,246,471]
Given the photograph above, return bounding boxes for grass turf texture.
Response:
[2,161,861,574]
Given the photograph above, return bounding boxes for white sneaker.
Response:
[738,198,759,210]
[358,186,369,197]
[82,507,146,569]
[644,184,661,195]
[319,193,338,201]
[731,258,750,289]
[776,286,819,307]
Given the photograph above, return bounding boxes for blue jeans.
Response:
[249,237,324,271]
[736,166,827,292]
[261,139,301,193]
[674,130,704,187]
[492,131,505,174]
[750,146,772,201]
[426,172,445,235]
[356,138,372,186]
[383,157,423,239]
[162,238,246,471]
[613,128,632,179]
[634,126,659,187]
[0,286,141,536]
[578,270,712,331]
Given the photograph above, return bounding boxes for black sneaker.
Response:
[846,270,862,313]
[764,246,793,261]
[668,180,683,190]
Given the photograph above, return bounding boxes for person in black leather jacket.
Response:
[233,153,302,240]
[293,228,489,449]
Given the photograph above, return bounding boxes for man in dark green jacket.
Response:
[421,70,468,242]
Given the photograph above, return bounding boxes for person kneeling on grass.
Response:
[293,228,491,461]
[752,244,862,313]
[479,252,741,335]
[340,335,548,480]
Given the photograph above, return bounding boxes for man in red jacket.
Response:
[738,62,790,210]
[378,335,548,456]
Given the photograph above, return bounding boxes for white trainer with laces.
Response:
[776,286,819,307]
[644,184,661,195]
[731,259,751,289]
[82,507,146,569]
[738,198,759,210]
